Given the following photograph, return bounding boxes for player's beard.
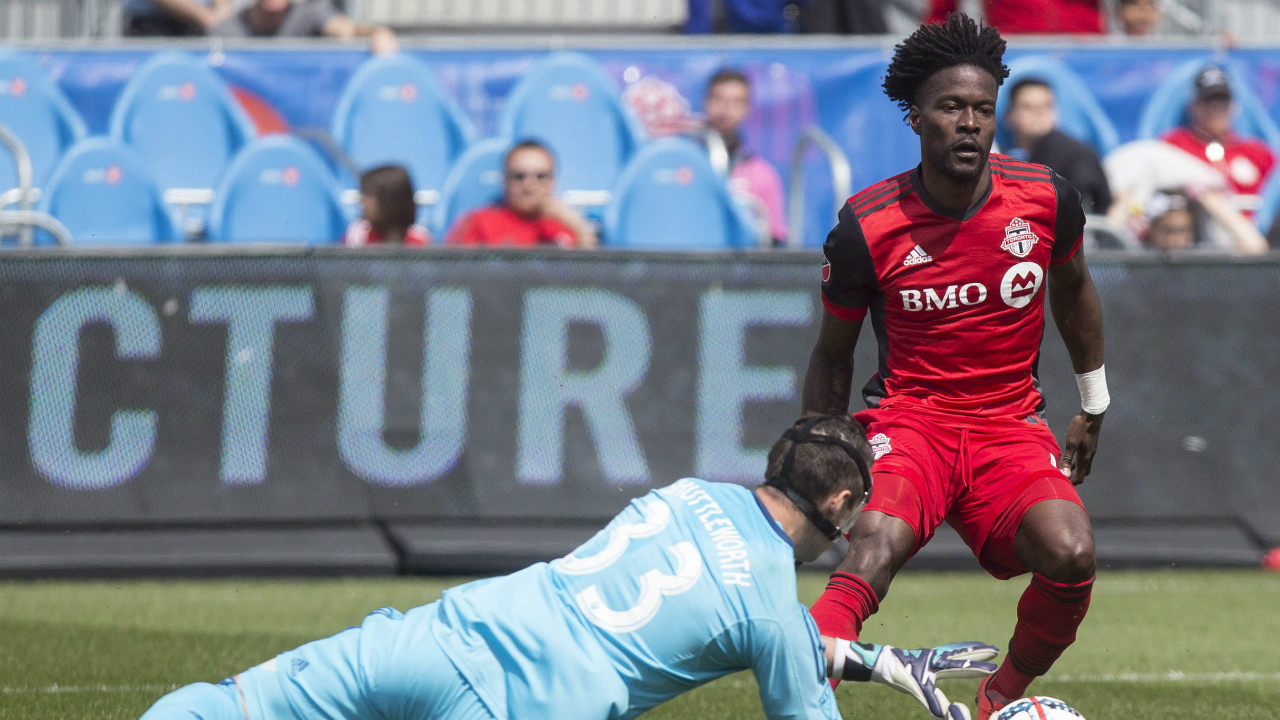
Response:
[937,147,988,183]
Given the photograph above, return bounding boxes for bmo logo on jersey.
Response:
[900,282,987,311]
[1001,261,1044,308]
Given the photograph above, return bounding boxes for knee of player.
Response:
[1043,532,1096,583]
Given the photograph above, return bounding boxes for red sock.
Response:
[990,573,1093,702]
[809,572,879,641]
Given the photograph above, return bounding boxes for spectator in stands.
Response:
[344,165,430,247]
[213,0,398,55]
[686,0,798,33]
[1003,79,1111,213]
[124,0,230,36]
[1104,139,1268,254]
[1161,65,1276,207]
[1114,0,1161,36]
[926,1,1103,34]
[799,0,887,34]
[703,69,788,244]
[447,140,597,248]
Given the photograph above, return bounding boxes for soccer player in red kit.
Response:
[803,14,1109,720]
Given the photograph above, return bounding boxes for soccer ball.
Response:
[995,696,1085,720]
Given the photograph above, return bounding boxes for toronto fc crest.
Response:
[1001,217,1039,258]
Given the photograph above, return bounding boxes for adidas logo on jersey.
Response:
[903,245,933,267]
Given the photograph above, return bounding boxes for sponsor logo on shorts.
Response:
[870,432,892,460]
[288,658,308,677]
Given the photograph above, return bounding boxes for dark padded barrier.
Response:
[0,526,398,577]
[389,523,600,575]
[0,248,1276,573]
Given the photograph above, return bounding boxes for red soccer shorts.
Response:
[853,406,1086,580]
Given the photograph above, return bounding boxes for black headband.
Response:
[764,415,873,542]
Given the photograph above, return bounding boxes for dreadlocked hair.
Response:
[882,12,1009,120]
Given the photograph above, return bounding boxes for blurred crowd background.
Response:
[2,0,1280,254]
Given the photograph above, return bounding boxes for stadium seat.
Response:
[0,51,87,200]
[207,136,348,244]
[603,137,756,250]
[1255,167,1280,238]
[1137,57,1280,148]
[430,137,507,239]
[995,55,1120,155]
[37,137,176,245]
[109,51,256,195]
[498,52,645,208]
[330,54,474,206]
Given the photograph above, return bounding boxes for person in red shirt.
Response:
[344,165,431,247]
[447,140,597,248]
[1161,65,1276,205]
[927,0,1102,34]
[805,15,1108,720]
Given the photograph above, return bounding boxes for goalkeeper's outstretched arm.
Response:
[822,637,999,720]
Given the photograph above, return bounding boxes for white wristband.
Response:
[1075,365,1110,415]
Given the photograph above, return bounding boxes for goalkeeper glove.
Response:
[830,640,999,720]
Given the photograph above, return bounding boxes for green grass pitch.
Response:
[2,569,1277,719]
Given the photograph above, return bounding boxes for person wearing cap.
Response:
[1160,65,1276,206]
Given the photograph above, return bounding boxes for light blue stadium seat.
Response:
[996,55,1120,155]
[1137,57,1280,148]
[207,136,348,244]
[37,137,176,246]
[0,51,87,198]
[499,52,644,206]
[331,54,474,205]
[430,137,507,239]
[1255,168,1280,237]
[109,51,256,194]
[603,138,756,250]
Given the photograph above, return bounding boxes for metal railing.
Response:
[786,126,851,250]
[348,0,687,31]
[4,0,1280,40]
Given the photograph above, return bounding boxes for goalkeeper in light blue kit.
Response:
[141,416,998,720]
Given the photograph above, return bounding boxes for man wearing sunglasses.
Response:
[139,416,997,720]
[448,139,598,248]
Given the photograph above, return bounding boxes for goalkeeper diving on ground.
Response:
[140,415,998,720]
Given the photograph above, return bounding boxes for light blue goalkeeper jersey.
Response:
[431,478,841,720]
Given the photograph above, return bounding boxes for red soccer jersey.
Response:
[447,205,576,247]
[926,0,1103,34]
[821,156,1085,419]
[1161,127,1276,198]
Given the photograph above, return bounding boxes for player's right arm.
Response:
[801,204,875,417]
[749,606,842,720]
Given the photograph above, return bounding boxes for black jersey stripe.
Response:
[851,180,909,211]
[850,180,910,213]
[849,172,912,210]
[854,188,912,218]
[992,168,1052,183]
[990,158,1052,176]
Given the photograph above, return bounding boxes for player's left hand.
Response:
[871,641,999,720]
[1061,410,1105,486]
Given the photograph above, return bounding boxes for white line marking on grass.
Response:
[725,670,1280,691]
[1,684,177,695]
[1049,671,1280,683]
